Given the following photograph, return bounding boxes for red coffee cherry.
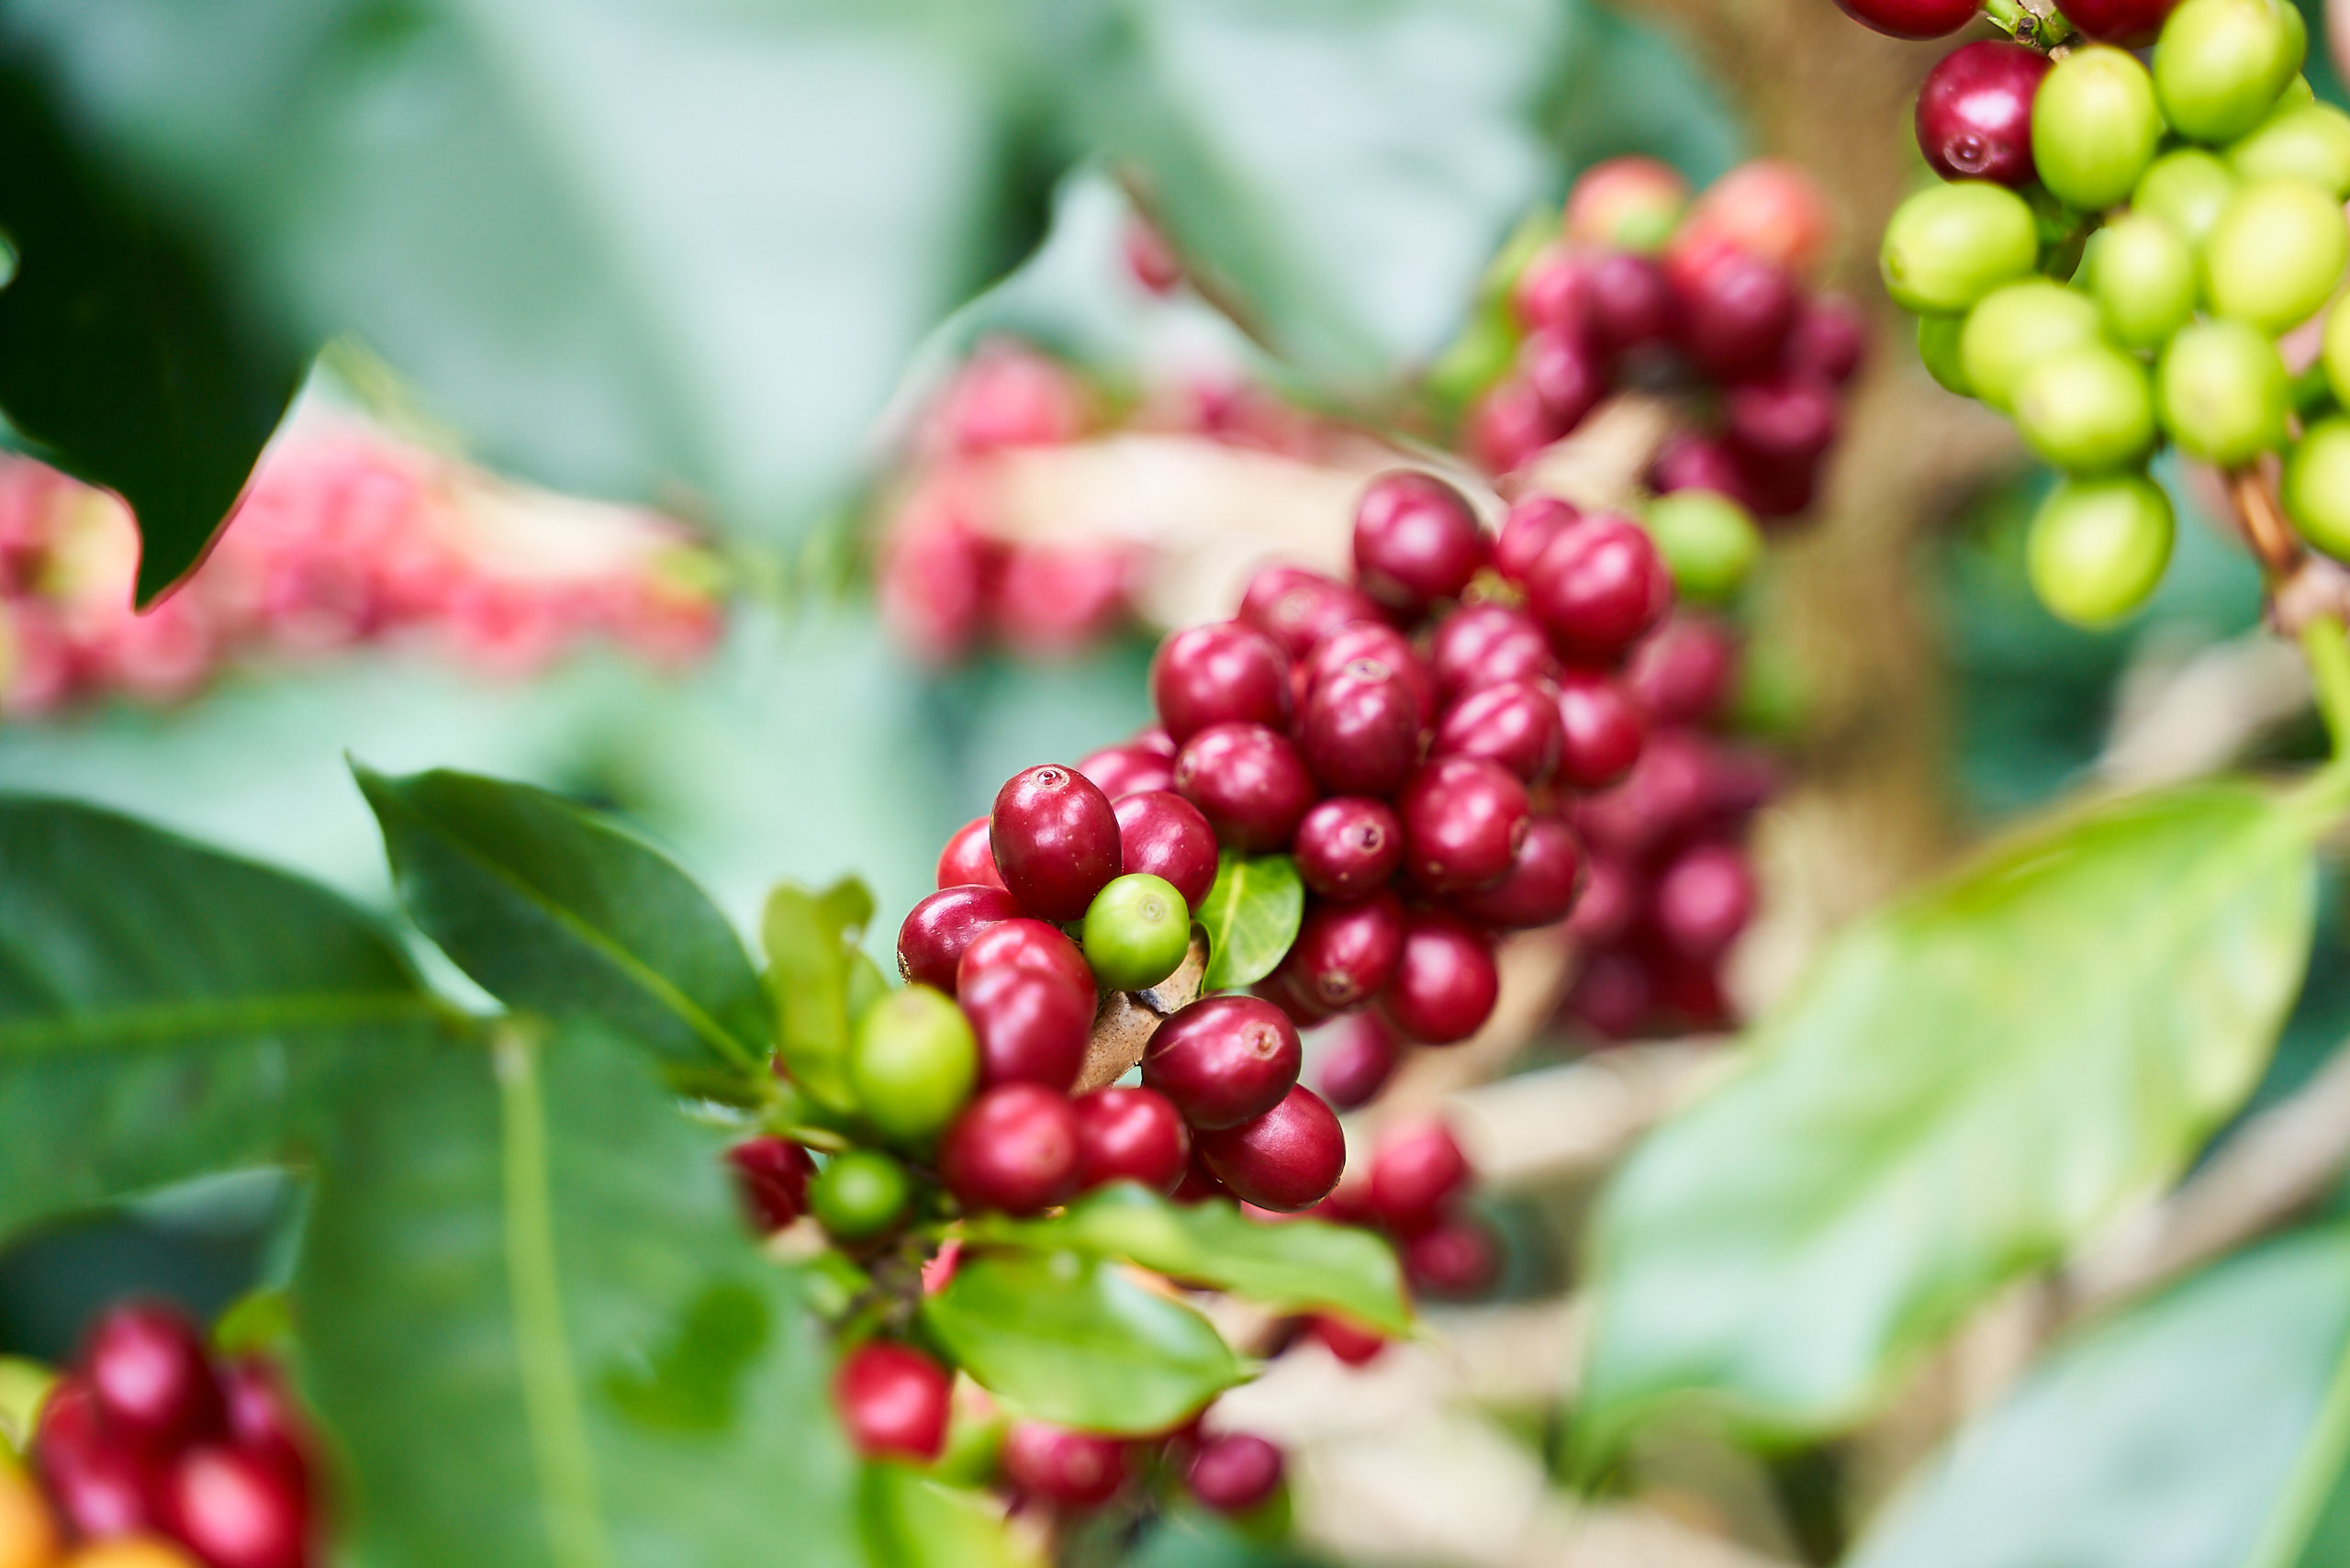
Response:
[1151,621,1292,744]
[1650,432,1751,506]
[726,1136,817,1234]
[1433,681,1563,785]
[1237,565,1379,658]
[1131,726,1178,758]
[1380,912,1499,1045]
[1369,1121,1472,1233]
[1493,498,1580,587]
[1254,967,1337,1031]
[1626,617,1738,729]
[35,1378,161,1540]
[1310,1313,1388,1366]
[1187,1432,1286,1515]
[1292,797,1404,902]
[1299,621,1435,722]
[1554,670,1647,790]
[160,1446,308,1568]
[1352,471,1484,612]
[1113,790,1219,912]
[1726,375,1838,473]
[1512,243,1591,333]
[1585,252,1676,355]
[1071,1086,1192,1195]
[1831,0,1979,38]
[1315,1013,1405,1111]
[1172,1153,1233,1204]
[1450,816,1584,931]
[1402,1215,1502,1299]
[1193,1085,1346,1212]
[1652,841,1757,962]
[1786,297,1866,386]
[218,1360,314,1504]
[1075,742,1176,801]
[1002,1422,1127,1508]
[1298,658,1421,797]
[1173,722,1318,854]
[1916,40,2048,186]
[1526,515,1673,664]
[1430,604,1555,700]
[1277,891,1404,1014]
[1575,729,1712,859]
[833,1341,953,1462]
[1568,946,1654,1039]
[1519,327,1604,430]
[1676,251,1798,382]
[1468,379,1567,474]
[87,1302,225,1452]
[940,1084,1082,1215]
[960,966,1090,1092]
[1142,996,1303,1130]
[936,816,1006,891]
[897,885,1022,993]
[2055,0,2175,43]
[1566,856,1642,946]
[1400,757,1530,895]
[991,765,1121,923]
[956,918,1095,1014]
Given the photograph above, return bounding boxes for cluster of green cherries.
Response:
[1883,0,2350,623]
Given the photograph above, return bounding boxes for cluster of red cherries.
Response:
[22,1304,320,1568]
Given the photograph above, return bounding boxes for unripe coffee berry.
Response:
[1959,282,2103,413]
[897,885,1022,993]
[936,816,1006,891]
[2136,149,2240,244]
[2083,215,2198,350]
[2154,0,2301,144]
[2012,344,2155,473]
[1351,471,1483,611]
[1916,40,2048,186]
[1192,1085,1347,1212]
[1187,1432,1286,1515]
[1525,514,1673,662]
[1173,722,1318,853]
[940,1083,1081,1215]
[2032,46,2163,211]
[1071,1086,1192,1194]
[1567,156,1691,252]
[1641,490,1762,604]
[2027,474,2176,626]
[1401,756,1531,895]
[849,985,979,1143]
[2231,104,2350,196]
[809,1148,913,1240]
[1380,912,1500,1045]
[990,764,1121,924]
[1151,622,1292,744]
[960,964,1090,1091]
[1113,790,1218,911]
[1370,1120,1472,1233]
[1082,873,1191,991]
[2157,319,2290,464]
[1292,797,1404,901]
[1278,891,1405,1014]
[2202,177,2348,333]
[1879,182,2038,315]
[834,1341,953,1462]
[2287,416,2350,555]
[1143,995,1303,1129]
[727,1135,816,1233]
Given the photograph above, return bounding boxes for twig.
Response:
[2230,465,2305,583]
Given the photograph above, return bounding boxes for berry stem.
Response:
[2228,466,2304,583]
[1980,0,2075,52]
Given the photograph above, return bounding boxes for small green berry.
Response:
[2228,102,2350,196]
[2012,343,2157,472]
[2322,295,2350,407]
[2157,319,2291,464]
[809,1148,912,1240]
[2027,474,2176,626]
[1919,313,1974,396]
[1881,182,2040,314]
[1081,872,1191,991]
[2202,176,2349,332]
[849,984,978,1143]
[2286,417,2350,557]
[2154,0,2302,144]
[2082,214,2199,349]
[2034,47,2165,211]
[1643,489,1763,603]
[1959,281,2103,411]
[2134,149,2241,244]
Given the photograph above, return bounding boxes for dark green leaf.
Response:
[763,879,877,1115]
[1197,852,1303,992]
[966,1183,1409,1335]
[1580,783,2319,1449]
[355,765,767,1073]
[861,1462,1037,1568]
[294,1020,862,1568]
[922,1249,1248,1433]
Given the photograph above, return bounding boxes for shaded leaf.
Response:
[764,878,878,1114]
[861,1462,1038,1568]
[1197,852,1303,991]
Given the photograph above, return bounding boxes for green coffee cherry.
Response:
[2228,103,2350,196]
[1644,489,1763,602]
[848,984,977,1143]
[2286,417,2350,556]
[2154,0,2303,144]
[1881,183,2041,314]
[2134,149,2241,244]
[809,1148,912,1240]
[2082,215,2198,349]
[2322,295,2350,406]
[2156,319,2291,464]
[2027,475,2177,626]
[2033,47,2165,211]
[1082,872,1190,991]
[2202,176,2349,331]
[1959,281,2103,410]
[2012,344,2157,472]
[1919,314,1974,396]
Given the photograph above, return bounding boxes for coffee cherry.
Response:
[1958,282,2103,412]
[1512,243,1592,333]
[1627,617,1738,727]
[1641,491,1762,604]
[1173,722,1318,853]
[159,1447,306,1568]
[1298,657,1422,796]
[1492,498,1580,586]
[1300,621,1435,722]
[1082,873,1191,992]
[834,1341,953,1462]
[2064,0,2179,43]
[1075,742,1175,801]
[1131,725,1178,758]
[809,1148,913,1240]
[2032,46,2164,210]
[849,985,979,1142]
[1830,0,1978,39]
[960,965,1090,1091]
[2202,177,2348,333]
[2157,319,2291,463]
[726,1135,816,1233]
[1187,1432,1286,1515]
[897,885,1022,993]
[1315,1013,1405,1111]
[2027,474,2176,626]
[990,764,1122,923]
[1525,514,1673,662]
[2286,416,2350,555]
[2136,148,2241,243]
[1916,41,2048,186]
[1401,757,1530,895]
[2231,104,2350,196]
[1669,160,1833,284]
[1071,1086,1192,1194]
[37,1380,161,1540]
[1310,1313,1389,1366]
[1785,297,1867,386]
[1576,728,1715,858]
[1918,313,1974,397]
[1653,842,1757,960]
[1449,815,1584,931]
[1237,565,1379,658]
[940,1083,1081,1215]
[1568,857,1642,946]
[1520,328,1605,431]
[936,816,1007,891]
[956,918,1095,1013]
[1554,669,1648,790]
[1002,1422,1126,1507]
[1278,891,1405,1014]
[1194,1085,1346,1211]
[1567,157,1692,252]
[2154,0,2301,144]
[1292,797,1404,900]
[1468,379,1567,473]
[1142,996,1303,1129]
[85,1304,225,1454]
[1879,182,2038,315]
[1150,621,1292,744]
[1113,790,1218,912]
[1370,1121,1472,1233]
[1253,967,1337,1031]
[2326,297,2350,405]
[1676,252,1797,381]
[1433,680,1563,784]
[1352,471,1484,612]
[1402,1216,1501,1299]
[1380,912,1500,1045]
[1430,604,1556,701]
[1585,252,1677,355]
[2012,344,2155,472]
[2082,215,2199,350]
[218,1360,313,1503]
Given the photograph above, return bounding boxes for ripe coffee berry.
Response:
[1113,790,1218,911]
[940,1083,1081,1215]
[1143,995,1303,1129]
[834,1341,953,1462]
[37,1383,160,1540]
[1151,621,1292,744]
[960,965,1090,1091]
[1002,1422,1127,1508]
[1082,873,1191,992]
[1369,1121,1472,1233]
[2062,0,2177,43]
[1277,891,1404,1014]
[87,1303,225,1451]
[1526,515,1673,663]
[1676,252,1797,382]
[1833,0,1980,37]
[1193,1085,1347,1212]
[218,1360,313,1500]
[1585,251,1676,355]
[1315,1014,1405,1111]
[1075,741,1174,801]
[956,918,1095,1014]
[1173,722,1318,853]
[1432,606,1556,703]
[1187,1432,1286,1515]
[1915,41,2048,186]
[1449,815,1583,931]
[1787,297,1866,386]
[1651,432,1750,505]
[1653,841,1758,961]
[161,1447,307,1568]
[1433,680,1563,785]
[1071,1086,1192,1194]
[726,1136,816,1233]
[809,1148,913,1240]
[1627,617,1738,727]
[1493,498,1579,586]
[1351,471,1484,611]
[1381,912,1500,1045]
[1292,796,1404,901]
[936,816,1006,891]
[1237,565,1378,658]
[1468,377,1568,475]
[849,985,979,1143]
[990,764,1121,923]
[896,884,1021,993]
[1310,1313,1388,1366]
[1400,756,1531,895]
[1520,328,1605,428]
[1513,243,1591,332]
[1298,657,1421,796]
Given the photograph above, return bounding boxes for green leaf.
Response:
[1197,852,1304,992]
[355,765,767,1073]
[966,1183,1409,1336]
[1849,1226,2350,1568]
[294,1020,863,1568]
[861,1462,1038,1568]
[763,878,878,1115]
[922,1249,1248,1433]
[1579,782,2319,1448]
[0,796,440,1243]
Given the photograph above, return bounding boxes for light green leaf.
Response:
[922,1249,1248,1433]
[763,878,878,1114]
[1580,782,2319,1449]
[861,1462,1039,1568]
[1197,852,1304,991]
[966,1183,1409,1336]
[355,765,767,1073]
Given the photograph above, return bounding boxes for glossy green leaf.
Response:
[764,877,878,1114]
[1580,782,2319,1448]
[0,796,441,1243]
[922,1249,1248,1433]
[1851,1227,2350,1568]
[356,765,767,1073]
[861,1462,1038,1568]
[966,1183,1409,1335]
[1197,852,1304,991]
[294,1021,862,1568]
